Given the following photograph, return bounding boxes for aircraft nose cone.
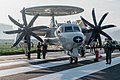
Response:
[73,36,83,43]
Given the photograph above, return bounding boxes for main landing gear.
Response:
[69,57,78,64]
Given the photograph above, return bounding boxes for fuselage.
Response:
[55,24,85,51]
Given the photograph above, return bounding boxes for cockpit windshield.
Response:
[65,26,73,32]
[57,24,81,33]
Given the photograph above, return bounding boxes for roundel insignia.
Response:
[73,36,83,43]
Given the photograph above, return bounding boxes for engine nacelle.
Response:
[44,38,59,45]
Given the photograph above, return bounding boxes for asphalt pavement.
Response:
[0,50,120,80]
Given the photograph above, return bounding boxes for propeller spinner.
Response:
[81,8,116,47]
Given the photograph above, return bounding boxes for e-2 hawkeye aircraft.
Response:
[3,5,116,63]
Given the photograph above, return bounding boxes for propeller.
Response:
[80,8,116,47]
[4,8,43,51]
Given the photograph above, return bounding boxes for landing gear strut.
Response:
[69,57,78,64]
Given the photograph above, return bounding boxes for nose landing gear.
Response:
[69,57,78,64]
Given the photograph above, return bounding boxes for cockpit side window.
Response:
[73,26,80,32]
[57,26,64,33]
[65,26,73,32]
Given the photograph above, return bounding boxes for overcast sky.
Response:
[0,0,120,39]
[0,0,120,27]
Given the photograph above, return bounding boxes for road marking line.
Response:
[0,54,97,77]
[0,56,68,67]
[30,56,120,80]
[0,52,119,78]
[1,51,118,67]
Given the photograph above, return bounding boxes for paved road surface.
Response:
[0,50,120,80]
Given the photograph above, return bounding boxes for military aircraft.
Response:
[3,5,116,63]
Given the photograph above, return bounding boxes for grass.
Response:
[0,39,119,56]
[0,42,37,55]
[0,40,59,55]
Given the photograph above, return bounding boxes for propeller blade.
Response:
[12,32,25,47]
[3,29,22,34]
[98,12,109,26]
[100,31,112,40]
[80,16,95,28]
[16,32,22,41]
[28,14,39,27]
[87,32,96,45]
[8,15,23,28]
[97,34,102,47]
[92,8,97,26]
[30,31,43,42]
[102,25,116,30]
[22,8,27,26]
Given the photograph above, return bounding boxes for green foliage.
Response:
[0,41,37,55]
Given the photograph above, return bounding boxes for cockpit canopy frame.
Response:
[57,24,81,33]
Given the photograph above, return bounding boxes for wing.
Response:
[33,28,52,36]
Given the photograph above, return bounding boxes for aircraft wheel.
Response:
[75,57,78,63]
[69,57,73,64]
